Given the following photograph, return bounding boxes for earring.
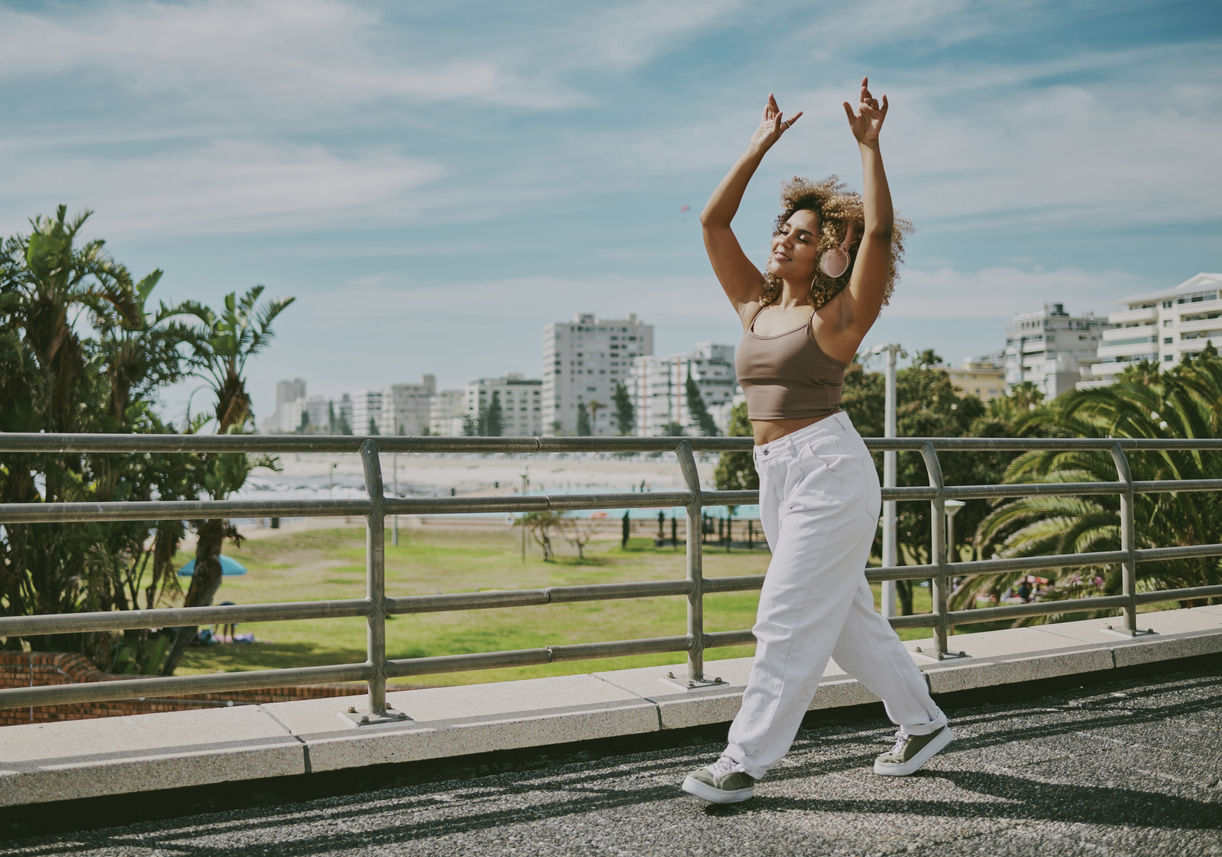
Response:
[818,221,856,278]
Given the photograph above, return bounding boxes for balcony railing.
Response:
[1,433,1220,720]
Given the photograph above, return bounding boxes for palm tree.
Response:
[958,349,1222,621]
[161,286,294,675]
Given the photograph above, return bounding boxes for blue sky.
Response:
[2,0,1220,424]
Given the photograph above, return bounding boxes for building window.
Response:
[1164,354,1174,362]
[1163,300,1173,308]
[1164,337,1173,344]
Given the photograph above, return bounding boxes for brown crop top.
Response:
[735,306,846,421]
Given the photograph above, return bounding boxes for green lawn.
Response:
[177,525,935,687]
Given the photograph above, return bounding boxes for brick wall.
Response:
[0,652,411,726]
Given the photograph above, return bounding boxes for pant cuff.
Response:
[724,744,768,781]
[900,710,948,736]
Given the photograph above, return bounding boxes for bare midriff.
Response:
[751,412,836,446]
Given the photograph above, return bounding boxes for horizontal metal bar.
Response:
[0,663,373,710]
[1135,543,1222,562]
[386,648,551,677]
[547,636,691,662]
[386,579,694,614]
[704,629,756,648]
[942,482,1123,500]
[888,613,940,629]
[8,432,1222,456]
[703,575,766,593]
[544,492,693,512]
[948,551,1129,576]
[948,594,1131,625]
[1133,479,1222,494]
[0,498,369,524]
[545,580,693,604]
[867,564,939,583]
[1134,585,1222,604]
[385,635,693,677]
[0,599,372,636]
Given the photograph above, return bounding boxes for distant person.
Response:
[682,79,951,804]
[1017,579,1032,603]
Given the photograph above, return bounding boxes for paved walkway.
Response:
[8,660,1220,857]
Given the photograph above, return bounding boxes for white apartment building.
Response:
[429,390,467,436]
[633,343,738,436]
[350,389,383,436]
[1004,303,1107,399]
[276,379,306,411]
[466,373,543,436]
[542,313,654,435]
[378,375,436,436]
[1084,273,1222,388]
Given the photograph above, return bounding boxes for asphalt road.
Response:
[7,661,1221,857]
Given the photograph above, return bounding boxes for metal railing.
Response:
[1,433,1221,718]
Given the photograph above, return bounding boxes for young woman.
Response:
[682,79,951,805]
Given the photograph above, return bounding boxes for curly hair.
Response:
[760,175,912,310]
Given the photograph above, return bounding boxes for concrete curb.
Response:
[1,605,1220,808]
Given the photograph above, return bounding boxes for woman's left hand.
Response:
[843,76,888,144]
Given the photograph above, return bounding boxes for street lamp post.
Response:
[520,466,529,561]
[944,499,966,564]
[867,343,906,618]
[392,452,399,547]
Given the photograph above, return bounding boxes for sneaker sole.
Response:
[873,726,954,777]
[681,775,755,804]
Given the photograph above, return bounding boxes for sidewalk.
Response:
[2,605,1219,809]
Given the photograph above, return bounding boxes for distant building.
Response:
[1004,303,1107,399]
[1083,273,1222,388]
[276,379,306,411]
[632,343,738,436]
[429,389,467,436]
[466,373,543,436]
[378,375,436,436]
[946,355,1006,403]
[350,389,383,436]
[542,313,654,435]
[334,393,353,433]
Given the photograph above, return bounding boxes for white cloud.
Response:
[0,140,443,237]
[0,0,581,110]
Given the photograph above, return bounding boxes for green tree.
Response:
[714,402,757,492]
[576,403,591,436]
[484,391,504,436]
[162,286,294,675]
[685,369,719,436]
[588,400,603,435]
[959,346,1222,620]
[367,417,379,436]
[0,207,203,669]
[612,382,635,435]
[661,421,685,436]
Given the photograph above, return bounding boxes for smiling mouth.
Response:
[773,251,791,261]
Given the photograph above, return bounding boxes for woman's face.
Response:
[767,209,821,282]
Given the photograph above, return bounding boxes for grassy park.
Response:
[176,522,935,687]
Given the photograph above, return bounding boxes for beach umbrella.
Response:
[177,556,248,577]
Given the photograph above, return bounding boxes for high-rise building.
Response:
[543,313,653,435]
[1083,273,1222,388]
[276,378,306,410]
[466,373,543,436]
[334,393,353,434]
[1004,304,1107,399]
[350,389,383,436]
[632,343,738,436]
[378,375,436,436]
[429,390,467,436]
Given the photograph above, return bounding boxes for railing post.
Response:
[676,441,704,683]
[1109,443,1140,635]
[361,440,388,715]
[920,442,951,656]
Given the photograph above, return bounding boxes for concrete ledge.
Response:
[0,606,1219,808]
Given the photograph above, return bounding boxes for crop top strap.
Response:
[744,302,766,332]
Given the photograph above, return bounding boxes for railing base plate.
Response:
[1101,624,1158,639]
[661,671,727,691]
[339,707,413,727]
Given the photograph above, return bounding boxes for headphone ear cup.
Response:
[819,247,850,278]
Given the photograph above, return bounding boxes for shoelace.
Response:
[890,729,910,755]
[707,755,739,778]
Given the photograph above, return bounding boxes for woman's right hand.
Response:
[748,94,802,153]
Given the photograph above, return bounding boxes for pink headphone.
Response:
[818,221,856,279]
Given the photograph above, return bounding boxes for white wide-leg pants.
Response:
[725,411,946,780]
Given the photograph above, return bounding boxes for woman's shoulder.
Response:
[739,300,765,329]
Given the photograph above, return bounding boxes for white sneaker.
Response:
[681,754,756,804]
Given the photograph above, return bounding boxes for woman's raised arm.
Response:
[701,94,802,321]
[837,78,894,337]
